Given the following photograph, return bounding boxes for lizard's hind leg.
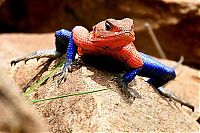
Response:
[113,68,142,100]
[11,49,62,66]
[155,86,194,111]
[140,53,194,111]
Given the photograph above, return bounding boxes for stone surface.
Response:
[10,58,199,132]
[0,33,199,132]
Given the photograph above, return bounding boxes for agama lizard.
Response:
[11,18,194,111]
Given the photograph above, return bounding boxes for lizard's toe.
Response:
[53,61,73,86]
[53,66,68,86]
[11,58,30,66]
[11,60,17,66]
[57,72,67,85]
[113,76,136,100]
[156,87,194,112]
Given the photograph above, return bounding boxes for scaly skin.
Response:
[11,18,194,111]
[72,18,143,68]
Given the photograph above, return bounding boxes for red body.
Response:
[72,18,143,68]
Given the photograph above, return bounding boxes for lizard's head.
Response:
[90,18,135,50]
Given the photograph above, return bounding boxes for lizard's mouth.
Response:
[89,29,135,50]
[90,30,134,41]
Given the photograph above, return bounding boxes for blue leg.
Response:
[122,68,141,83]
[138,52,176,87]
[138,53,194,111]
[118,52,194,111]
[54,29,77,84]
[120,53,176,89]
[55,29,77,62]
[115,68,142,98]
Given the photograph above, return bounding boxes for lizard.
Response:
[11,18,194,111]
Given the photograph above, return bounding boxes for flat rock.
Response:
[10,59,199,132]
[1,33,198,132]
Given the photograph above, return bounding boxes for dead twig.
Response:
[144,22,167,59]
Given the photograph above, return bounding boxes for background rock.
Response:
[0,33,199,132]
[0,0,200,68]
[0,68,47,132]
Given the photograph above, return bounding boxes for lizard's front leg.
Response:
[11,49,61,66]
[10,29,73,66]
[114,68,141,99]
[53,29,77,85]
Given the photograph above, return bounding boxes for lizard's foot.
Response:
[113,77,136,100]
[53,60,73,85]
[11,49,62,66]
[53,57,84,86]
[156,87,194,112]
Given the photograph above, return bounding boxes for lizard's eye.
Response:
[105,22,111,31]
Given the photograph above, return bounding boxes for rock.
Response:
[0,33,198,132]
[0,0,199,68]
[9,58,199,132]
[0,67,47,132]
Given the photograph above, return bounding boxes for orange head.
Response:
[90,18,135,50]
